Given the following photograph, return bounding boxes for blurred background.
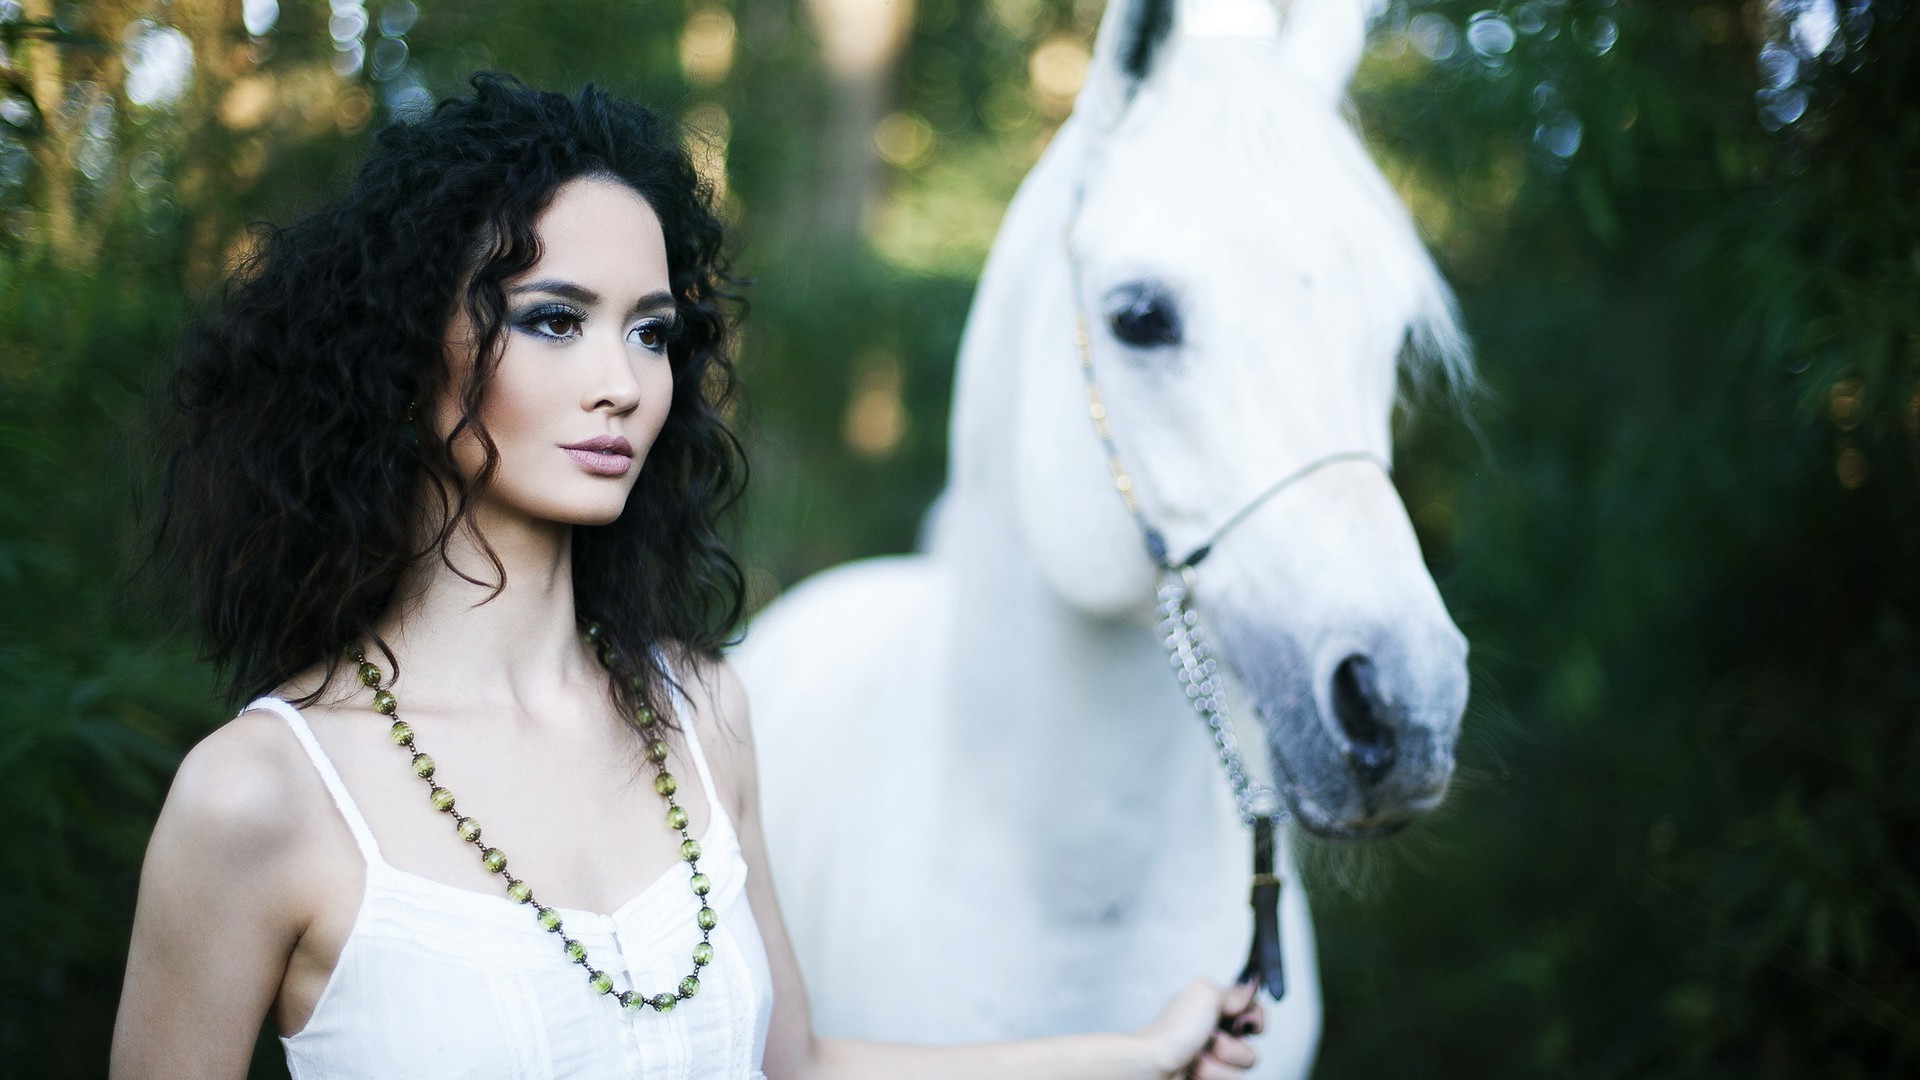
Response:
[1,0,1914,1075]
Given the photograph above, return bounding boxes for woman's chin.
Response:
[577,507,627,527]
[484,488,635,531]
[557,498,632,528]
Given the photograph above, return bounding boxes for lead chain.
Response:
[1068,205,1288,998]
[1155,572,1289,829]
[1076,304,1288,828]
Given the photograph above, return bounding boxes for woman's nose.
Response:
[584,330,644,413]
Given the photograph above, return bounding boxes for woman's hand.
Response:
[1136,979,1265,1079]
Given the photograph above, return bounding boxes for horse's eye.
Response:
[1105,283,1182,348]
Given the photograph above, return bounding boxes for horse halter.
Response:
[1063,212,1392,1002]
[1073,315,1389,574]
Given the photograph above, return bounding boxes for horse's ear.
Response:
[1269,0,1375,107]
[1082,0,1176,128]
[1079,0,1374,127]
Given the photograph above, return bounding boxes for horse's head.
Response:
[1013,0,1471,839]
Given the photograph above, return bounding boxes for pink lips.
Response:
[559,435,634,477]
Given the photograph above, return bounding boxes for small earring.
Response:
[400,401,419,448]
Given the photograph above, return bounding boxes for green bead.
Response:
[689,873,711,896]
[481,848,506,873]
[565,939,587,963]
[583,622,603,642]
[389,720,413,746]
[457,818,482,843]
[666,806,688,830]
[681,839,702,862]
[647,740,670,763]
[692,941,713,966]
[620,991,644,1011]
[430,786,455,812]
[651,993,677,1013]
[697,906,717,931]
[678,976,699,999]
[654,773,678,797]
[373,689,397,715]
[589,971,614,995]
[635,704,658,727]
[538,907,563,932]
[411,753,435,779]
[506,879,532,903]
[626,672,645,691]
[358,662,382,687]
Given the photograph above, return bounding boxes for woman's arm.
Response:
[802,982,1260,1080]
[687,659,1263,1080]
[110,712,320,1080]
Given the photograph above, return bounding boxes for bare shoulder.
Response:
[158,707,319,870]
[664,648,758,808]
[115,707,329,1076]
[667,647,752,737]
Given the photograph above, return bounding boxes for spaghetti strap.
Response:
[245,695,384,864]
[657,656,731,835]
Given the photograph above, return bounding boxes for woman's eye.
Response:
[631,317,677,353]
[518,306,585,340]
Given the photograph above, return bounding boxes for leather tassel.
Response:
[1238,816,1286,1000]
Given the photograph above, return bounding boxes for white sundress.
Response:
[251,687,775,1079]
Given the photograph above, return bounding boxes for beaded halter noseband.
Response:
[1063,196,1391,1001]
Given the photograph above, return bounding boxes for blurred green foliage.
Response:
[1320,2,1919,1076]
[0,0,1912,1076]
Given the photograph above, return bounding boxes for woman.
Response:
[112,75,1262,1078]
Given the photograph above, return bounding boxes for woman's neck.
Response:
[369,505,599,718]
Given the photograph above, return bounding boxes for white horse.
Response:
[736,0,1471,1074]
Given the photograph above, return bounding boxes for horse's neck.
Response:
[939,117,1133,789]
[938,496,1172,778]
[931,123,1237,894]
[937,499,1230,897]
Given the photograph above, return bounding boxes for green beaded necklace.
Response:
[347,622,714,1014]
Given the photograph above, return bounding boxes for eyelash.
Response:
[512,304,682,353]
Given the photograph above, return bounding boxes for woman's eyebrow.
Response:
[510,279,599,305]
[509,280,674,316]
[629,290,676,315]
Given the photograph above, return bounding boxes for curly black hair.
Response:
[152,74,746,729]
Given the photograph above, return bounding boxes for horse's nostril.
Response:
[1332,655,1397,787]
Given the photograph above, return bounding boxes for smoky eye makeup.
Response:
[631,311,686,352]
[511,301,587,340]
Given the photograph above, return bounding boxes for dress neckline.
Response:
[368,806,734,926]
[249,685,737,926]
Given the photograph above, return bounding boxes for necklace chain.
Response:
[349,625,713,1014]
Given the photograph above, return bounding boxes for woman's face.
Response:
[441,177,677,530]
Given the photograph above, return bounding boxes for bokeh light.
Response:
[122,23,194,108]
[873,111,934,168]
[242,0,280,37]
[680,8,737,87]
